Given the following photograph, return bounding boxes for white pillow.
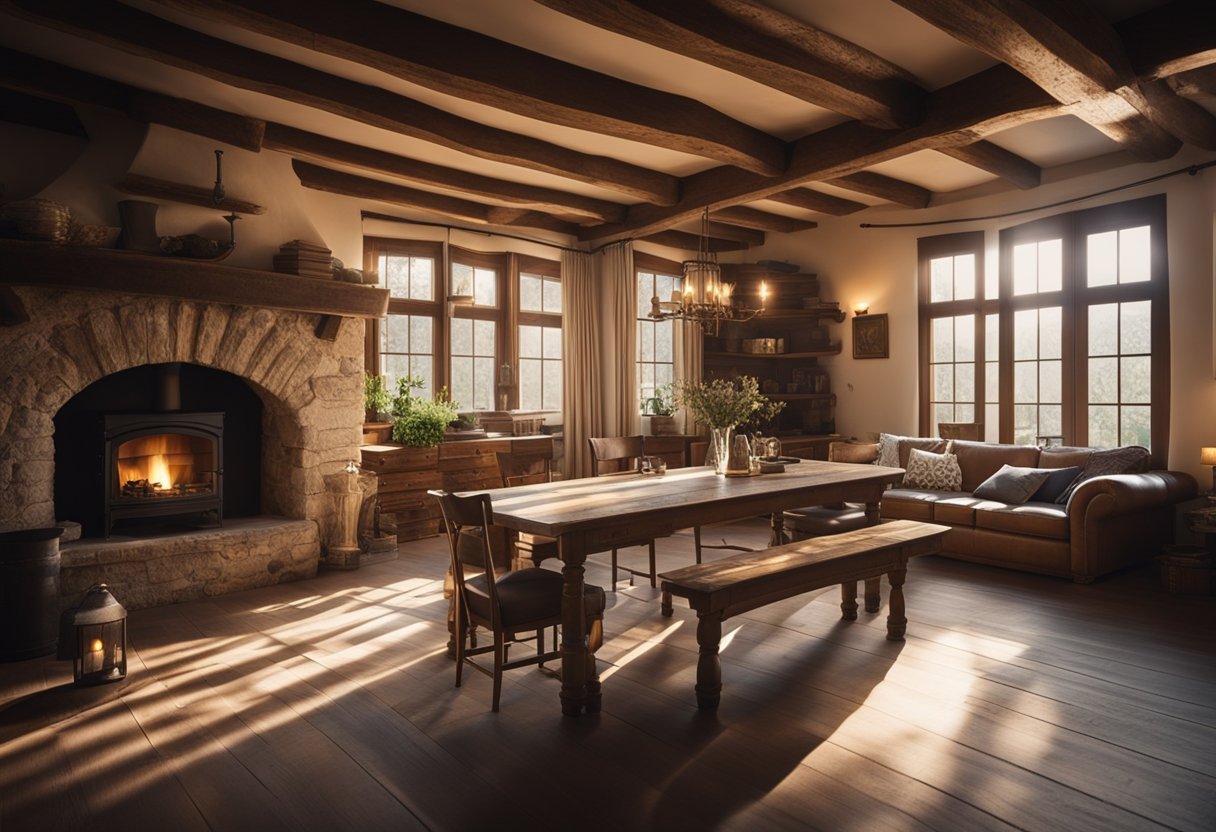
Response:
[903,448,963,491]
[876,433,902,468]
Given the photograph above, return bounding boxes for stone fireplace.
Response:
[0,280,367,609]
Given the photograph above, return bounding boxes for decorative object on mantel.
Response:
[68,584,127,686]
[649,207,768,335]
[274,239,333,277]
[117,199,160,252]
[852,311,889,359]
[0,198,71,242]
[1201,447,1216,494]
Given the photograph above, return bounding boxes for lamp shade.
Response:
[1201,447,1216,466]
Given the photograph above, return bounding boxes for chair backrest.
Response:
[495,452,552,488]
[641,435,687,470]
[939,422,983,441]
[430,489,500,622]
[588,435,644,476]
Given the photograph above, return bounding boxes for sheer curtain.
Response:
[560,249,602,479]
[602,241,640,437]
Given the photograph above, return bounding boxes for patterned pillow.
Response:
[903,448,963,491]
[1055,446,1151,504]
[877,433,902,468]
[973,464,1051,504]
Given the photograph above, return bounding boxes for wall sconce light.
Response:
[1200,447,1216,493]
[854,303,869,316]
[71,584,127,686]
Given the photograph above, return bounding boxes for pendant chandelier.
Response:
[649,207,767,335]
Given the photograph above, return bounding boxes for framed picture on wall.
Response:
[852,313,889,359]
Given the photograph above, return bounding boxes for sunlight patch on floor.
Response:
[598,620,684,681]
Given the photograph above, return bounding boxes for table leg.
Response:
[769,511,786,546]
[694,612,724,710]
[864,576,882,612]
[558,536,589,716]
[864,499,881,525]
[840,580,858,620]
[886,565,907,641]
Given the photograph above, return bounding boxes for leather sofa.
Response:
[788,439,1197,583]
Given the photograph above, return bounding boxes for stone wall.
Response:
[0,284,367,605]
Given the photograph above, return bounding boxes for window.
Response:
[635,252,681,411]
[918,195,1168,460]
[518,260,562,411]
[365,238,561,414]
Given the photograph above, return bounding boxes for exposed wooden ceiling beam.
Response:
[766,188,867,216]
[7,0,681,205]
[1135,79,1216,149]
[583,65,1060,242]
[825,172,931,208]
[535,0,923,129]
[128,91,266,151]
[149,0,787,177]
[292,160,580,235]
[889,0,1183,160]
[263,124,627,224]
[0,87,86,137]
[1117,0,1216,80]
[937,142,1042,189]
[710,206,817,233]
[703,221,765,247]
[638,230,748,253]
[1168,64,1216,98]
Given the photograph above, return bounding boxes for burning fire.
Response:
[116,434,208,494]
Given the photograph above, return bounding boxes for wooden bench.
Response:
[659,519,950,710]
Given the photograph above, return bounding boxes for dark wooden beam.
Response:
[0,88,86,137]
[1117,0,1216,80]
[535,0,923,129]
[704,221,765,247]
[581,65,1060,242]
[1168,64,1216,97]
[889,0,1182,160]
[150,0,787,176]
[262,123,626,224]
[710,206,817,233]
[0,238,389,319]
[638,230,748,253]
[0,46,128,110]
[127,91,266,151]
[937,141,1041,189]
[292,161,580,236]
[766,188,867,216]
[825,171,931,208]
[7,0,681,205]
[116,174,267,215]
[1135,79,1216,149]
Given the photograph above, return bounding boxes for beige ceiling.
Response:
[1,0,1212,251]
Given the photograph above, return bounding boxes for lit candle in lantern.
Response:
[684,283,694,302]
[87,637,104,674]
[760,281,768,308]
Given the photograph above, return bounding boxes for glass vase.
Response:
[708,426,733,475]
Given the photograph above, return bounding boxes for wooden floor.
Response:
[2,519,1214,831]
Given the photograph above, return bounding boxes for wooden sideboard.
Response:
[361,435,553,541]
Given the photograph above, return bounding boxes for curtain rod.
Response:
[859,160,1215,229]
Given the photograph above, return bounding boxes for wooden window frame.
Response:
[635,251,683,413]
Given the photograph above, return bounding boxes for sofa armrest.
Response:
[1067,470,1198,581]
[829,441,879,464]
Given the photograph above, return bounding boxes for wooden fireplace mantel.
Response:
[0,239,389,328]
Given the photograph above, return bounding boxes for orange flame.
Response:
[116,434,203,490]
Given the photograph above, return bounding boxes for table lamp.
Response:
[1201,447,1216,494]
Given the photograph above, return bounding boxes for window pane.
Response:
[639,322,654,361]
[1089,405,1118,448]
[385,313,409,353]
[655,274,675,305]
[1014,362,1037,402]
[1089,304,1118,356]
[471,267,494,306]
[1121,356,1151,403]
[1014,310,1038,360]
[985,361,999,401]
[542,360,562,410]
[1121,405,1151,447]
[934,364,954,401]
[1014,404,1037,445]
[520,274,543,311]
[519,324,541,358]
[451,262,474,297]
[957,364,975,402]
[410,315,432,353]
[1038,239,1062,292]
[955,315,975,362]
[655,319,674,362]
[409,355,432,398]
[412,258,433,300]
[1119,226,1150,283]
[473,319,495,355]
[934,403,954,427]
[637,268,679,412]
[932,318,953,363]
[542,278,562,313]
[450,317,472,354]
[954,254,975,300]
[1040,360,1061,403]
[637,272,655,317]
[956,403,975,422]
[450,356,472,408]
[1013,243,1037,295]
[519,358,541,410]
[474,356,495,410]
[1039,306,1061,360]
[1121,300,1151,354]
[931,257,952,302]
[1088,356,1117,402]
[542,326,561,359]
[1040,404,1062,436]
[1088,230,1117,287]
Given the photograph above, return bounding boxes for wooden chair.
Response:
[939,422,982,441]
[430,489,604,712]
[782,441,880,542]
[494,452,559,570]
[588,436,658,588]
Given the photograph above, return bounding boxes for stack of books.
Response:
[272,240,333,277]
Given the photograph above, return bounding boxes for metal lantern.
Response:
[72,584,127,686]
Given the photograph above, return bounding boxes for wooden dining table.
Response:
[467,460,905,716]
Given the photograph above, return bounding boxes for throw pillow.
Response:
[973,464,1052,504]
[876,433,901,468]
[1055,445,1151,504]
[903,448,963,491]
[1030,465,1083,503]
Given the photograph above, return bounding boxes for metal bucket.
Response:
[0,527,64,661]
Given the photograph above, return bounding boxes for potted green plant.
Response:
[364,372,392,422]
[390,375,461,447]
[675,376,784,474]
[642,382,678,435]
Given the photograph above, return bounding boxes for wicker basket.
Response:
[67,222,120,247]
[0,198,71,242]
